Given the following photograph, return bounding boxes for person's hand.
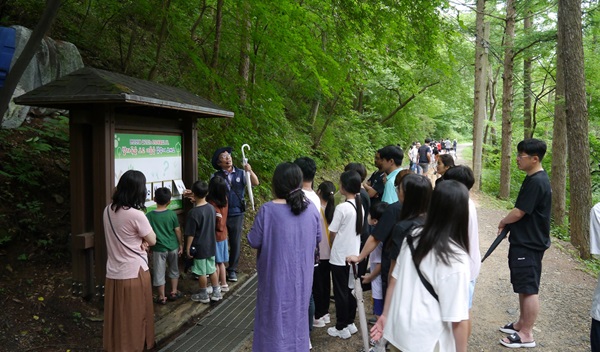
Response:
[244,163,253,172]
[370,314,387,341]
[361,274,372,284]
[183,189,194,203]
[346,255,360,264]
[178,245,183,256]
[141,241,150,252]
[497,220,505,235]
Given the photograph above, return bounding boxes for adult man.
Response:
[212,146,259,282]
[497,139,551,348]
[417,138,432,175]
[378,145,404,204]
[590,202,600,350]
[364,151,385,206]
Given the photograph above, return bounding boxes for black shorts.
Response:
[508,245,544,294]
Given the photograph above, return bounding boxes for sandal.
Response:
[168,291,183,301]
[155,296,167,305]
[499,322,520,334]
[500,333,536,348]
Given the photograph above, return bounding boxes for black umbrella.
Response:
[481,227,510,263]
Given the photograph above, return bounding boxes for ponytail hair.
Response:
[317,181,336,224]
[340,170,363,235]
[272,162,308,215]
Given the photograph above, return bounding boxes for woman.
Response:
[103,170,157,352]
[435,153,455,186]
[247,162,322,351]
[372,180,471,352]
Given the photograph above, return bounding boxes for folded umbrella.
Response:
[351,263,370,352]
[241,144,255,211]
[481,227,510,263]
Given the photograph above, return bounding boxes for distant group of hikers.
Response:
[100,138,554,352]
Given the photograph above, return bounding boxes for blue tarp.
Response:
[0,27,16,88]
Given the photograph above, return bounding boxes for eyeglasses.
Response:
[219,152,231,160]
[516,154,531,160]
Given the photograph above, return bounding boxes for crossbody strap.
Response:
[218,171,245,204]
[105,206,148,265]
[406,235,439,302]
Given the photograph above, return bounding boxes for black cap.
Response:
[211,146,232,170]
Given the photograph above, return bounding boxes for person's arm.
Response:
[347,235,380,263]
[329,231,337,244]
[361,263,381,284]
[185,235,194,258]
[363,182,379,198]
[244,163,259,186]
[498,208,526,233]
[452,320,469,352]
[175,226,183,255]
[144,230,157,246]
[370,274,396,341]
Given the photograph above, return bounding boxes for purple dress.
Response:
[247,201,322,351]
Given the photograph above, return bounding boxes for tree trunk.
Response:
[523,11,533,139]
[472,0,487,191]
[148,0,172,81]
[559,0,591,258]
[551,18,567,227]
[309,99,320,127]
[238,1,251,106]
[0,0,61,125]
[211,0,223,70]
[499,0,516,200]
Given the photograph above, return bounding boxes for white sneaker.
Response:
[327,327,351,339]
[206,286,213,295]
[347,323,358,334]
[210,287,222,301]
[313,317,326,328]
[323,313,331,324]
[309,340,312,349]
[221,285,230,292]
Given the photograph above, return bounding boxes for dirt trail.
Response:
[239,145,597,351]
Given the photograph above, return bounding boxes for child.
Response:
[206,176,230,293]
[146,187,183,304]
[327,170,364,339]
[360,202,389,323]
[185,180,222,303]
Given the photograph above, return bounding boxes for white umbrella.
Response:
[241,144,255,211]
[351,263,370,352]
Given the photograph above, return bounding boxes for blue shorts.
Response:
[373,298,384,316]
[215,240,229,264]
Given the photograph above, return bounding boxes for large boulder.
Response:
[2,25,83,128]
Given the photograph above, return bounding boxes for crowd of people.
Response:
[101,138,553,352]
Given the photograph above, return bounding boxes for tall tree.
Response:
[472,0,487,191]
[0,0,61,125]
[551,19,567,226]
[559,0,591,257]
[148,0,172,80]
[523,10,533,139]
[499,0,516,199]
[237,0,251,106]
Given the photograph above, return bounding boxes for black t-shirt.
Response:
[418,145,431,163]
[387,216,425,262]
[367,171,386,205]
[509,170,552,251]
[185,203,216,259]
[372,201,402,289]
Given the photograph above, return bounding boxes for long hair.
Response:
[317,181,336,224]
[412,180,469,267]
[206,176,228,208]
[111,170,147,212]
[398,174,432,221]
[272,162,308,215]
[340,170,362,235]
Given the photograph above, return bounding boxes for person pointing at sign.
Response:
[211,146,259,283]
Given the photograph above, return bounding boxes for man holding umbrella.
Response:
[497,139,551,349]
[212,147,259,282]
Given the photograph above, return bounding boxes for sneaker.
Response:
[191,292,210,303]
[347,323,358,334]
[227,271,238,282]
[210,287,222,301]
[327,327,351,339]
[221,285,230,292]
[206,286,213,295]
[323,313,331,324]
[313,317,326,328]
[309,340,312,350]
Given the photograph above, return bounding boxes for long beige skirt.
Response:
[103,268,155,352]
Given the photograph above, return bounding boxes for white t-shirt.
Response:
[328,199,361,266]
[468,198,481,280]
[303,189,330,260]
[384,233,470,352]
[370,242,383,300]
[589,203,600,320]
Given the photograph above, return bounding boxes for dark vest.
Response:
[214,167,246,216]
